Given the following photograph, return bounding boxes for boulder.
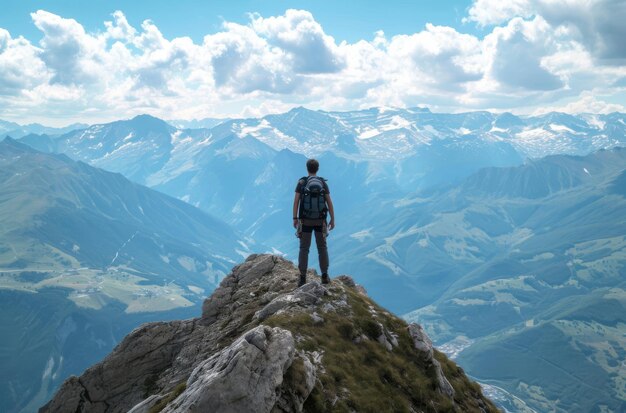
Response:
[159,325,295,413]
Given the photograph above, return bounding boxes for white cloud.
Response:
[0,28,48,95]
[387,24,483,85]
[31,10,106,86]
[0,6,624,124]
[104,10,136,41]
[250,9,344,74]
[466,0,626,64]
[465,0,534,26]
[487,17,563,91]
[533,92,626,114]
[204,22,296,94]
[0,29,8,52]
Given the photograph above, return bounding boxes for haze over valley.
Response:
[2,106,625,412]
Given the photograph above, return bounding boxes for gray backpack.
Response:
[299,176,328,220]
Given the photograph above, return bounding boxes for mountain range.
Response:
[0,120,88,140]
[9,107,626,255]
[0,138,248,412]
[2,107,625,412]
[399,148,626,412]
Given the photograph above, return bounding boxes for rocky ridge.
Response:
[41,254,498,413]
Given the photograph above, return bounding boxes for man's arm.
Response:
[326,193,335,230]
[292,192,300,228]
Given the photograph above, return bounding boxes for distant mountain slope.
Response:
[166,117,227,129]
[53,114,178,184]
[0,138,248,413]
[393,147,626,412]
[15,133,57,153]
[4,109,626,412]
[0,138,243,286]
[12,109,626,251]
[0,121,87,139]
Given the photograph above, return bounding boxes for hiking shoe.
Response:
[321,273,330,284]
[298,274,307,287]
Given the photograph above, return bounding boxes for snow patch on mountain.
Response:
[234,120,300,151]
[145,131,203,186]
[350,228,374,241]
[549,124,577,134]
[357,127,380,140]
[585,115,606,130]
[381,115,412,131]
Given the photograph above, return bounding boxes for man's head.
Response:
[306,159,319,174]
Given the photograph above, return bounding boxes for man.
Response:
[293,159,335,287]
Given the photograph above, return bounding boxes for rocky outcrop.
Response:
[161,325,295,413]
[41,254,499,413]
[255,281,328,321]
[408,323,455,398]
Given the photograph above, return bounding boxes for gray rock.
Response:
[335,275,368,296]
[201,255,298,326]
[388,331,399,347]
[408,323,434,359]
[273,354,317,413]
[40,320,197,413]
[161,325,295,413]
[378,334,393,351]
[200,282,234,326]
[236,254,277,287]
[322,302,336,313]
[377,322,395,351]
[128,394,167,413]
[310,312,324,324]
[38,376,105,413]
[335,275,356,287]
[407,323,455,399]
[255,282,327,321]
[432,359,456,398]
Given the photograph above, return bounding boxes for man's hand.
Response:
[328,219,335,230]
[293,218,299,228]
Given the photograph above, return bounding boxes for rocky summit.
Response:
[41,254,498,413]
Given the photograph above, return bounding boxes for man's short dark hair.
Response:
[306,159,319,174]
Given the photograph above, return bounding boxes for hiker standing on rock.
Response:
[293,159,335,287]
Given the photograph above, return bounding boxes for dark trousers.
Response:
[298,225,329,276]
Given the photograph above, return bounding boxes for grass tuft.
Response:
[265,287,498,412]
[148,381,187,413]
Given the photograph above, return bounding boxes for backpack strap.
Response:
[298,176,308,194]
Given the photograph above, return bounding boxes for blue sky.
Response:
[1,0,625,125]
[3,0,478,44]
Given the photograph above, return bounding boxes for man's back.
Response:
[292,159,335,287]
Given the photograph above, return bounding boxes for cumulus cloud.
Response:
[0,5,624,124]
[388,24,483,85]
[487,17,563,91]
[466,0,626,64]
[0,28,48,95]
[131,21,196,91]
[205,22,296,94]
[533,92,626,114]
[104,10,136,41]
[465,0,534,26]
[31,10,105,85]
[250,9,344,74]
